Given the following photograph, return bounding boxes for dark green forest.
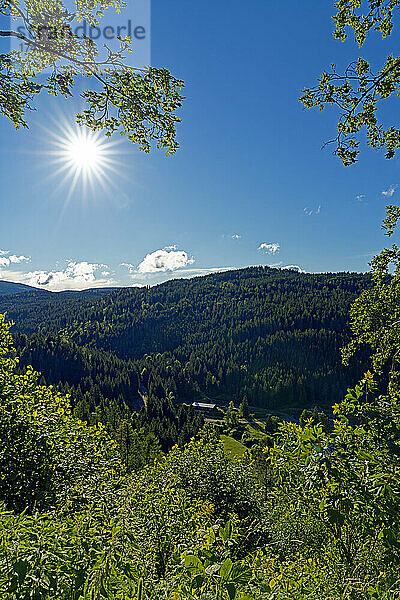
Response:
[1,267,371,415]
[0,267,373,471]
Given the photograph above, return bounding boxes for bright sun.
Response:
[67,137,101,171]
[62,129,106,176]
[40,117,123,210]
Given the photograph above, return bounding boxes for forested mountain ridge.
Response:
[0,280,41,295]
[0,289,114,334]
[57,268,370,354]
[2,267,372,411]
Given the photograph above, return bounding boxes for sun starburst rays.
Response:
[36,113,124,212]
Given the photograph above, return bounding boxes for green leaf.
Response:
[13,560,28,582]
[219,520,232,542]
[137,578,144,600]
[220,558,233,581]
[185,554,204,575]
[205,563,222,576]
[230,565,252,585]
[226,582,237,599]
[191,574,205,589]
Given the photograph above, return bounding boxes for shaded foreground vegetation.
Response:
[1,307,400,599]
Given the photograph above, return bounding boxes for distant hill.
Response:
[0,280,43,296]
[1,266,373,410]
[0,288,117,334]
[0,281,123,298]
[65,287,122,294]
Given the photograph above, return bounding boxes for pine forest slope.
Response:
[0,267,372,411]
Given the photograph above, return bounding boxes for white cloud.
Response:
[121,262,135,274]
[231,234,241,240]
[136,247,194,274]
[121,263,235,282]
[0,250,30,268]
[258,242,280,254]
[304,205,321,216]
[382,185,397,197]
[0,260,115,292]
[281,265,307,274]
[355,194,365,202]
[172,266,235,276]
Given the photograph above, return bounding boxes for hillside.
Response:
[0,280,42,295]
[0,289,113,334]
[0,267,372,412]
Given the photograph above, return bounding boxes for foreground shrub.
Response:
[0,314,122,513]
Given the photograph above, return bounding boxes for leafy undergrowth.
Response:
[1,313,400,599]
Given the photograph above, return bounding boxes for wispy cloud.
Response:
[304,205,321,216]
[258,242,280,254]
[0,249,30,268]
[120,262,135,274]
[382,185,397,197]
[355,194,365,202]
[222,233,242,240]
[173,266,235,276]
[350,251,376,259]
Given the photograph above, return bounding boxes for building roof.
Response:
[192,402,217,409]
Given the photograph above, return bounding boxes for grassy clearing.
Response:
[245,424,268,439]
[220,435,247,460]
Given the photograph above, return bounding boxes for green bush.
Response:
[0,315,122,513]
[1,311,400,599]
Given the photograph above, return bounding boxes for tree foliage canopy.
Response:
[0,0,184,154]
[300,0,400,165]
[1,268,372,412]
[0,314,122,514]
[342,205,400,395]
[2,299,400,598]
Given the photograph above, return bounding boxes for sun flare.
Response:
[58,129,110,180]
[37,114,123,211]
[66,136,102,172]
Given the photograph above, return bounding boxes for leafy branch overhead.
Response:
[0,0,184,154]
[342,204,400,395]
[300,0,400,165]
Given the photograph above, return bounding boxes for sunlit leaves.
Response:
[77,67,184,155]
[341,207,400,396]
[301,2,400,164]
[333,0,400,46]
[0,314,123,514]
[0,0,184,154]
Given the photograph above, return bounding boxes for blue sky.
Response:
[1,0,400,290]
